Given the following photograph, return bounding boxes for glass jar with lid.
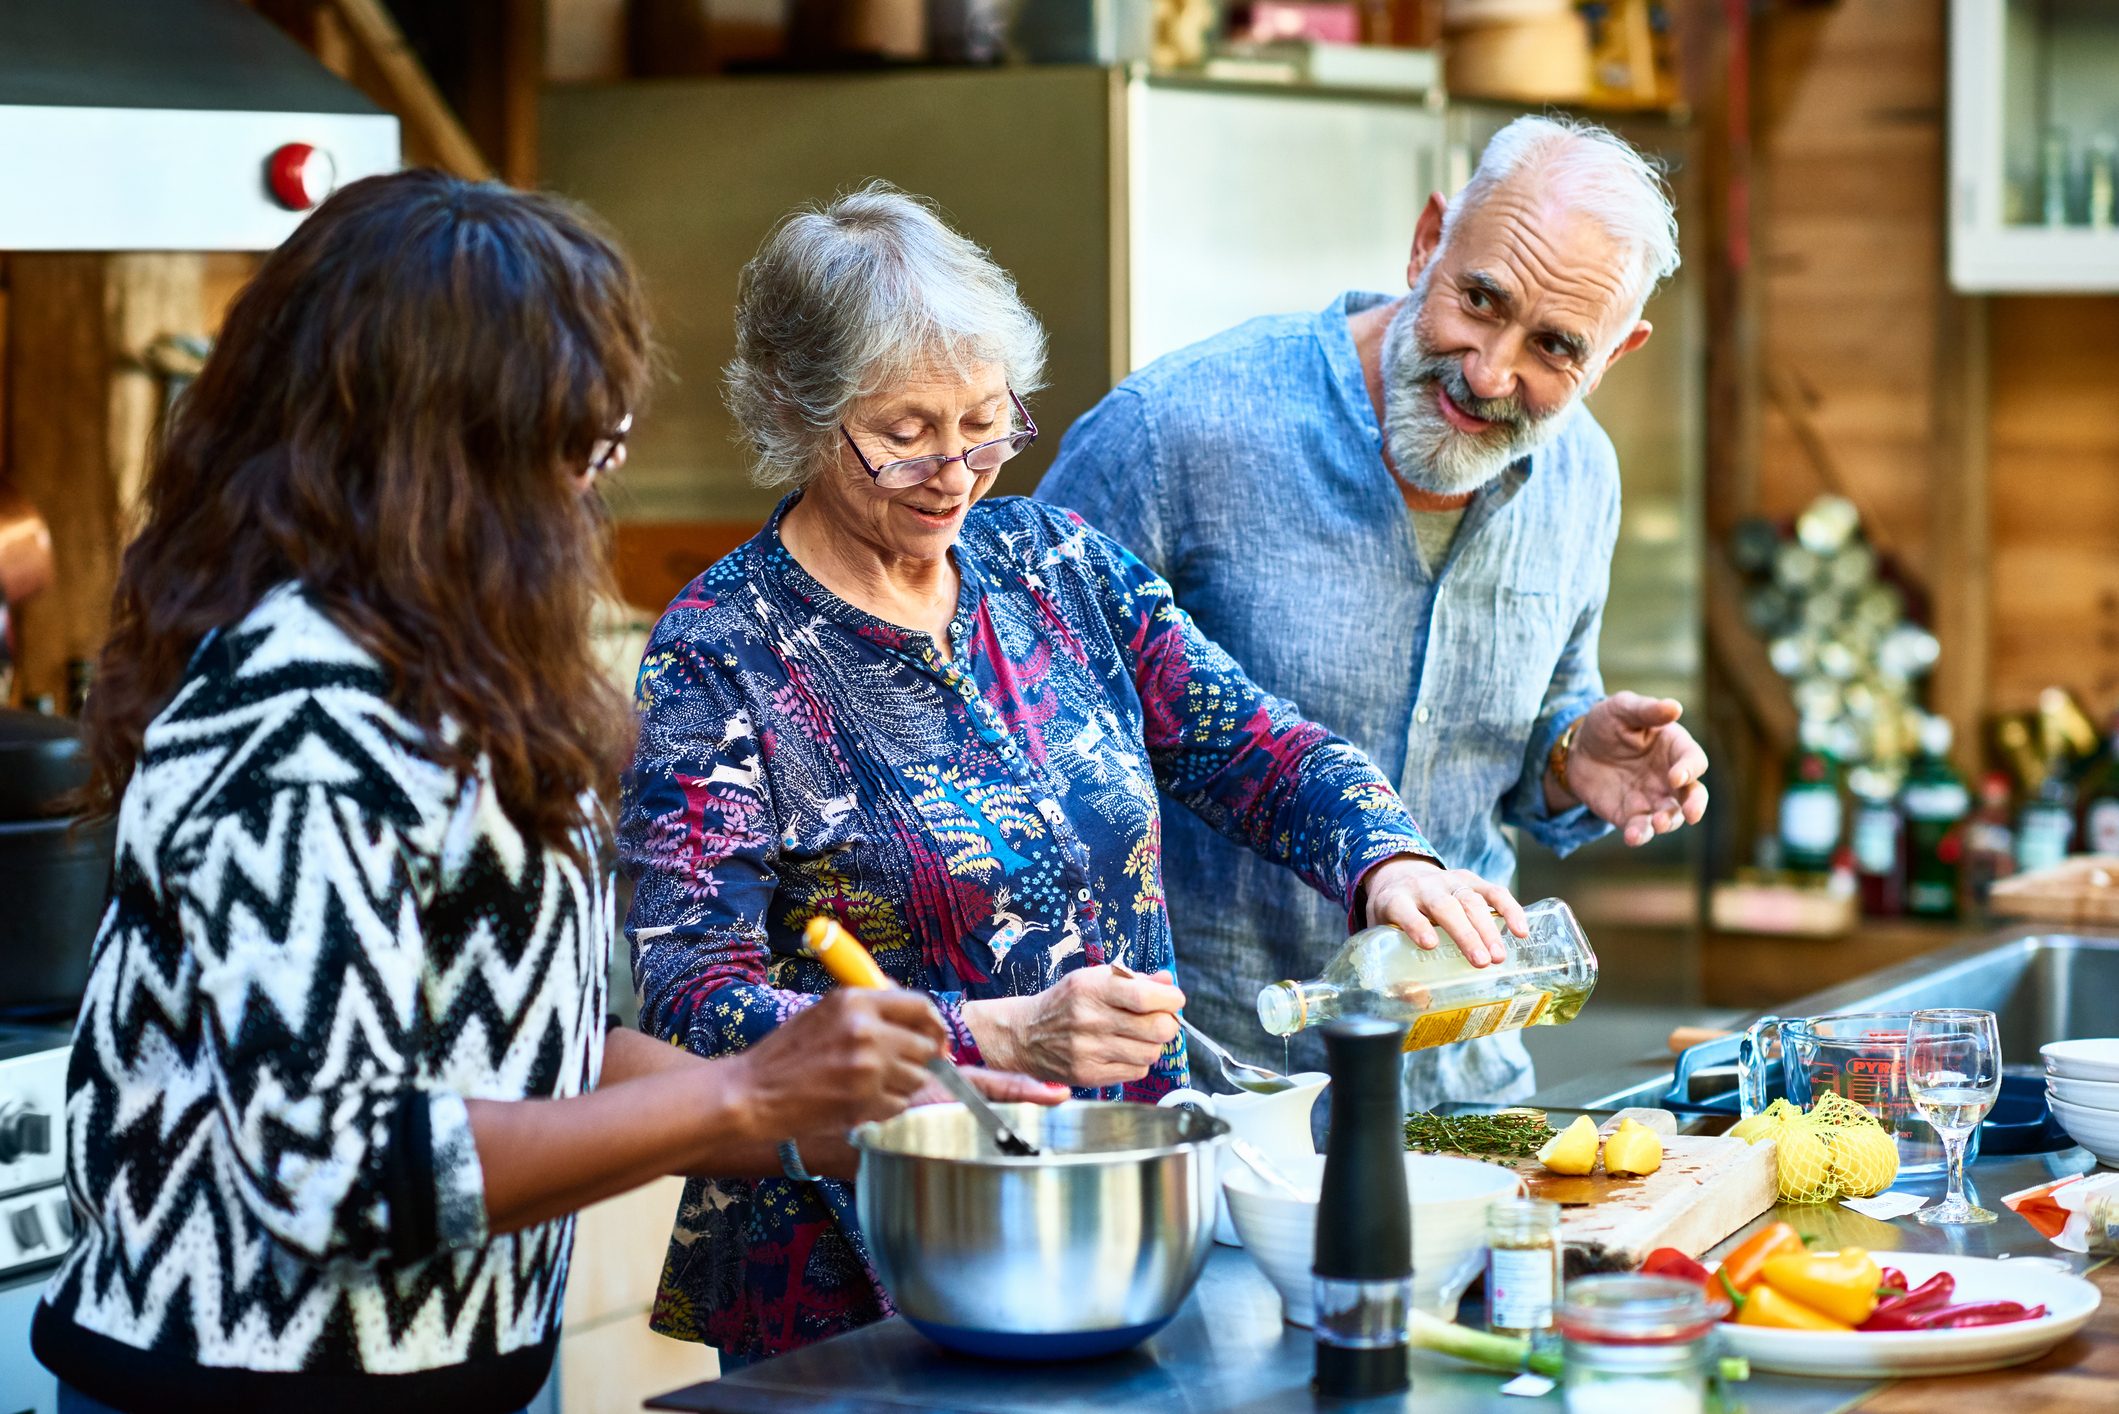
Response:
[1556,1274,1726,1414]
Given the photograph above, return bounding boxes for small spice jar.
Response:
[1556,1274,1723,1414]
[1483,1197,1562,1346]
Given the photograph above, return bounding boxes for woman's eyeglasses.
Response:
[585,412,632,479]
[841,390,1038,490]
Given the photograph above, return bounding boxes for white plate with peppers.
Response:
[1652,1237,2102,1378]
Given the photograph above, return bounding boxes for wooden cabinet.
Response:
[1950,0,2119,291]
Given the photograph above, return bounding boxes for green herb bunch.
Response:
[1404,1109,1556,1160]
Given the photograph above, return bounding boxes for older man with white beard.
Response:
[1036,115,1710,1109]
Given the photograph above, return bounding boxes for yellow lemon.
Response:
[1603,1121,1664,1177]
[1729,1098,1798,1144]
[1827,1122,1900,1198]
[1536,1115,1601,1176]
[1775,1123,1836,1203]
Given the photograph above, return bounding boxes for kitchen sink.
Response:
[1532,928,2119,1115]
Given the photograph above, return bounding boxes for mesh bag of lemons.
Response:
[1727,1093,1899,1203]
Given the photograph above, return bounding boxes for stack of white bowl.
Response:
[2042,1040,2119,1167]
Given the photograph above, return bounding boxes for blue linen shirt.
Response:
[1037,292,1620,1108]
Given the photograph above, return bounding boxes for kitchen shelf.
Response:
[1950,0,2119,291]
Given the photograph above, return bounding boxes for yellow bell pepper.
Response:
[1735,1282,1854,1333]
[1757,1247,1881,1327]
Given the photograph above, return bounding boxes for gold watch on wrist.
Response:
[1548,717,1584,798]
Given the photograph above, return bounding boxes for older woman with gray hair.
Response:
[618,181,1524,1362]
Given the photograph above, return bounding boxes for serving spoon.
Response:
[805,917,1041,1157]
[1110,960,1296,1096]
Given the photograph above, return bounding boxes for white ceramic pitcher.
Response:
[1158,1073,1330,1246]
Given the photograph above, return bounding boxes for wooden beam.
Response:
[1678,0,1763,541]
[1705,543,1801,757]
[327,0,494,181]
[1929,294,1990,773]
[500,0,543,187]
[5,256,206,710]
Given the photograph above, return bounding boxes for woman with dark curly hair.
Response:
[32,169,1050,1414]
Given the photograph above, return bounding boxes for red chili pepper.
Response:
[1879,1267,1908,1294]
[1642,1248,1713,1283]
[1858,1273,1957,1330]
[1910,1300,2047,1330]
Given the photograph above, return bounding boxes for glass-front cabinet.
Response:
[1950,0,2119,291]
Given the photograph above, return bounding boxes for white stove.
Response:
[0,1028,71,1280]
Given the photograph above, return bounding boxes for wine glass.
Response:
[1906,1008,2001,1226]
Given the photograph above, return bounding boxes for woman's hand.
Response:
[726,988,949,1144]
[963,966,1185,1089]
[913,1067,1070,1109]
[1362,856,1528,967]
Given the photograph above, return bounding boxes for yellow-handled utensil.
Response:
[804,917,1041,1157]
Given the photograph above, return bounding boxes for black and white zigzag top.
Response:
[33,585,610,1414]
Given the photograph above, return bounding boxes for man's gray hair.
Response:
[725,181,1048,488]
[1445,115,1680,320]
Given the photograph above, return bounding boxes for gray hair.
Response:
[1446,115,1680,322]
[725,181,1048,488]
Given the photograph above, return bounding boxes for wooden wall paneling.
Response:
[1753,0,1944,593]
[1678,0,1768,878]
[1986,296,2119,719]
[1678,0,1762,542]
[611,521,759,613]
[5,255,208,709]
[1929,294,1990,772]
[499,0,543,187]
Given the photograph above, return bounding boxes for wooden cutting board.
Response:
[1495,1133,1780,1277]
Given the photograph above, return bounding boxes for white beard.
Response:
[1379,274,1576,497]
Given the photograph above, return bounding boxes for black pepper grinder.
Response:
[1313,1017,1413,1398]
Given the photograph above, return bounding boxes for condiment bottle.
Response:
[1484,1198,1562,1348]
[1312,1018,1411,1398]
[1558,1274,1723,1414]
[1258,897,1595,1051]
[1900,716,1969,918]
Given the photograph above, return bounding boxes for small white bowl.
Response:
[2047,1073,2119,1113]
[2048,1094,2119,1167]
[2041,1039,2119,1083]
[1222,1151,1522,1326]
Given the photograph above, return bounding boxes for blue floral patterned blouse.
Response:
[619,494,1435,1358]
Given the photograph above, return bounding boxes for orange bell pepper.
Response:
[1716,1221,1804,1294]
[1757,1248,1882,1327]
[1736,1283,1854,1333]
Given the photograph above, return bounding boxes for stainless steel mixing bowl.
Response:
[851,1099,1229,1359]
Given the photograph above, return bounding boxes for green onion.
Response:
[1408,1311,1750,1385]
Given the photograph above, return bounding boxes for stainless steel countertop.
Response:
[648,1147,2108,1414]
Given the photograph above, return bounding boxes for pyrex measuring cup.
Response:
[1739,1011,1973,1174]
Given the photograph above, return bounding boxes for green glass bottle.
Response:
[1901,718,1970,918]
[1778,722,1843,876]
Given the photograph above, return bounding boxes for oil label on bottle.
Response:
[1402,992,1551,1052]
